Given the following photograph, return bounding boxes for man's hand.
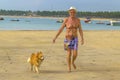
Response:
[53,38,56,43]
[81,39,84,45]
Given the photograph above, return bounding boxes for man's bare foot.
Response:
[68,67,71,72]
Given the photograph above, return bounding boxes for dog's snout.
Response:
[41,56,44,60]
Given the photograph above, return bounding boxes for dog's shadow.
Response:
[40,70,68,74]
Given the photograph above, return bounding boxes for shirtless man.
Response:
[53,6,84,72]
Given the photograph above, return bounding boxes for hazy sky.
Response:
[0,0,120,11]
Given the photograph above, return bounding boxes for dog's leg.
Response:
[31,64,33,71]
[35,66,39,73]
[33,65,36,72]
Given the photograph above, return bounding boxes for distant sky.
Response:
[0,0,120,11]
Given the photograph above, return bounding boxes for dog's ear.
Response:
[31,53,34,56]
[37,52,40,54]
[39,51,42,54]
[37,52,41,56]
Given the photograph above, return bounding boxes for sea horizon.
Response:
[0,16,120,31]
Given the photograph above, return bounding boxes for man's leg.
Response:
[72,50,77,69]
[67,49,72,72]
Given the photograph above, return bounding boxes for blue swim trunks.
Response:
[64,37,78,50]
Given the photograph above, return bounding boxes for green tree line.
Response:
[0,9,120,18]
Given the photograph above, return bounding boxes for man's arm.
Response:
[78,19,84,45]
[53,18,67,43]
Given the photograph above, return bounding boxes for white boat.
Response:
[110,20,120,26]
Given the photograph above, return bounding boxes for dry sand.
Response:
[0,30,120,80]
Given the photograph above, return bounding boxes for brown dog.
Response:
[27,51,44,73]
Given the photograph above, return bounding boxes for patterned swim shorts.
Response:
[64,37,78,50]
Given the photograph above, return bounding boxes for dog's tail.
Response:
[27,57,31,63]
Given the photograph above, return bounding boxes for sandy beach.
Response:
[0,30,120,80]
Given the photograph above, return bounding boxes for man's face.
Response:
[69,9,76,18]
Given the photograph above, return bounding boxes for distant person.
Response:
[53,6,84,72]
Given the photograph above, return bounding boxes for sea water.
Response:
[0,17,120,30]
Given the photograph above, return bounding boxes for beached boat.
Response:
[110,20,120,26]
